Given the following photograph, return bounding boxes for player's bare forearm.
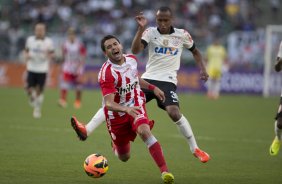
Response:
[192,48,209,81]
[104,93,140,117]
[139,78,152,89]
[131,13,147,54]
[274,58,282,72]
[139,78,165,102]
[24,49,30,63]
[131,29,144,54]
[48,51,55,62]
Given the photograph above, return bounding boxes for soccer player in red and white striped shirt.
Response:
[74,35,174,183]
[58,28,86,109]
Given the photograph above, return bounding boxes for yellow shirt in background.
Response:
[206,44,226,79]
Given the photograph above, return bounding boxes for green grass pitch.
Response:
[0,88,281,184]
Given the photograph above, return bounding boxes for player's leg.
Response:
[58,73,69,108]
[165,105,209,163]
[156,81,210,162]
[112,142,131,162]
[71,108,105,140]
[206,79,212,98]
[32,73,47,118]
[73,79,83,109]
[213,78,221,99]
[135,121,174,183]
[270,97,282,156]
[26,71,37,107]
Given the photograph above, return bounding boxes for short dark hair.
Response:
[157,6,173,16]
[100,35,120,52]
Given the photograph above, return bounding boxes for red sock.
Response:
[75,90,81,101]
[149,142,168,173]
[60,89,67,100]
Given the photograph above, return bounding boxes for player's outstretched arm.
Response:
[139,78,165,102]
[191,47,209,82]
[104,93,141,118]
[131,13,147,54]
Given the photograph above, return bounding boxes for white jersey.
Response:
[141,27,194,85]
[25,36,54,73]
[278,41,282,97]
[278,41,282,58]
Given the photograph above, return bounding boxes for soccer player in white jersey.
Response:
[70,7,210,163]
[73,35,174,183]
[269,40,282,156]
[58,28,86,109]
[130,6,210,163]
[24,22,54,118]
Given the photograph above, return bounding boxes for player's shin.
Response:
[145,135,168,173]
[275,120,282,140]
[175,115,198,153]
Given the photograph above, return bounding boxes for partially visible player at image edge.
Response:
[269,40,282,156]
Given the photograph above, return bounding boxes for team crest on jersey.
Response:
[163,39,169,46]
[171,37,181,47]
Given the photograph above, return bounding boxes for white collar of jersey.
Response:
[107,55,126,66]
[35,36,45,40]
[157,26,175,34]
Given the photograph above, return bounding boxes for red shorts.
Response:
[105,105,150,147]
[63,72,79,83]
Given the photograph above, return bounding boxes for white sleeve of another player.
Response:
[182,29,194,49]
[25,36,32,50]
[48,38,55,52]
[141,28,152,43]
[278,41,282,58]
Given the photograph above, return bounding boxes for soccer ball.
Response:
[83,153,109,178]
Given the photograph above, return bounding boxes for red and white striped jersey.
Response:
[62,39,86,74]
[99,54,145,119]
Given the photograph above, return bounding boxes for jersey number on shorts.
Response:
[170,91,179,103]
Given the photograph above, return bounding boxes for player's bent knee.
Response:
[118,154,130,162]
[276,111,282,129]
[137,124,152,140]
[166,107,181,122]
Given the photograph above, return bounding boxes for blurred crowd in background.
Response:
[0,0,281,67]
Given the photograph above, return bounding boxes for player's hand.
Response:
[125,106,141,118]
[153,87,165,103]
[135,12,148,29]
[200,69,209,82]
[274,60,282,72]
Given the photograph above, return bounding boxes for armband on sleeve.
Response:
[148,84,156,91]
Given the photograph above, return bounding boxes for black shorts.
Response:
[142,79,179,110]
[26,71,47,91]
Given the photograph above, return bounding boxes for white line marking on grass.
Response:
[9,125,72,133]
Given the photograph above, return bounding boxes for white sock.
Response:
[34,94,44,109]
[214,80,221,96]
[144,135,157,148]
[175,115,198,153]
[275,120,282,140]
[86,108,105,136]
